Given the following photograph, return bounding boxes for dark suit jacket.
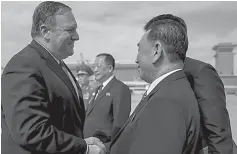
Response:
[234,142,237,154]
[1,40,87,154]
[110,70,200,154]
[83,77,131,145]
[184,57,234,154]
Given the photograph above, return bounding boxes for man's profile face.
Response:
[93,56,111,82]
[49,11,79,59]
[135,31,154,83]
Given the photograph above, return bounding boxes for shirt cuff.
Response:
[86,144,89,154]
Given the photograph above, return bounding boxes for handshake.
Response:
[85,137,107,154]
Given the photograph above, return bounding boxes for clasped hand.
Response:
[85,137,106,154]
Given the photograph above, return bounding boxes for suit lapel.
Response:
[29,40,79,103]
[95,77,116,102]
[111,96,148,145]
[46,58,80,103]
[86,86,100,114]
[111,70,186,146]
[86,77,116,116]
[63,61,83,98]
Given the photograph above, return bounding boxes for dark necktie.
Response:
[141,90,148,100]
[95,84,103,99]
[89,84,103,104]
[129,90,148,119]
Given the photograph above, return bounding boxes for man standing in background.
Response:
[84,53,131,152]
[184,57,236,154]
[77,63,95,110]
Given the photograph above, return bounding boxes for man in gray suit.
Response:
[84,53,131,152]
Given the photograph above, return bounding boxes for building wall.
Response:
[220,76,237,86]
[114,67,139,81]
[216,52,234,75]
[233,48,237,75]
[60,62,237,87]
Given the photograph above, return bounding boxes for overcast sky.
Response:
[1,1,237,73]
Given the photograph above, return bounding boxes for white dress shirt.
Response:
[102,75,114,90]
[146,69,182,95]
[94,75,114,99]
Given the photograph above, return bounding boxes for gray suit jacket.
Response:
[84,77,131,147]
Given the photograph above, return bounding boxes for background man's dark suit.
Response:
[110,70,200,154]
[84,77,131,146]
[184,57,235,154]
[1,40,87,154]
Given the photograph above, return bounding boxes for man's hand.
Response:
[85,137,106,152]
[87,145,105,154]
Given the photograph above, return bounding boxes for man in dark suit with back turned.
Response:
[1,1,105,154]
[184,57,236,154]
[110,14,200,154]
[143,14,235,154]
[84,53,131,151]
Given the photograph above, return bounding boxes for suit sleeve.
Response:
[1,61,87,154]
[112,84,131,139]
[194,64,233,154]
[128,100,189,154]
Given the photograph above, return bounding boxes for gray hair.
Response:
[144,14,188,62]
[31,1,71,38]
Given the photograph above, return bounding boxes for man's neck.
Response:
[100,74,113,84]
[34,37,62,61]
[150,63,183,83]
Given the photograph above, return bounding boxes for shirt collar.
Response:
[102,75,114,90]
[146,69,182,95]
[34,39,60,64]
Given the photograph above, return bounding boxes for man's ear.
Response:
[40,25,50,40]
[152,40,163,64]
[108,65,113,72]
